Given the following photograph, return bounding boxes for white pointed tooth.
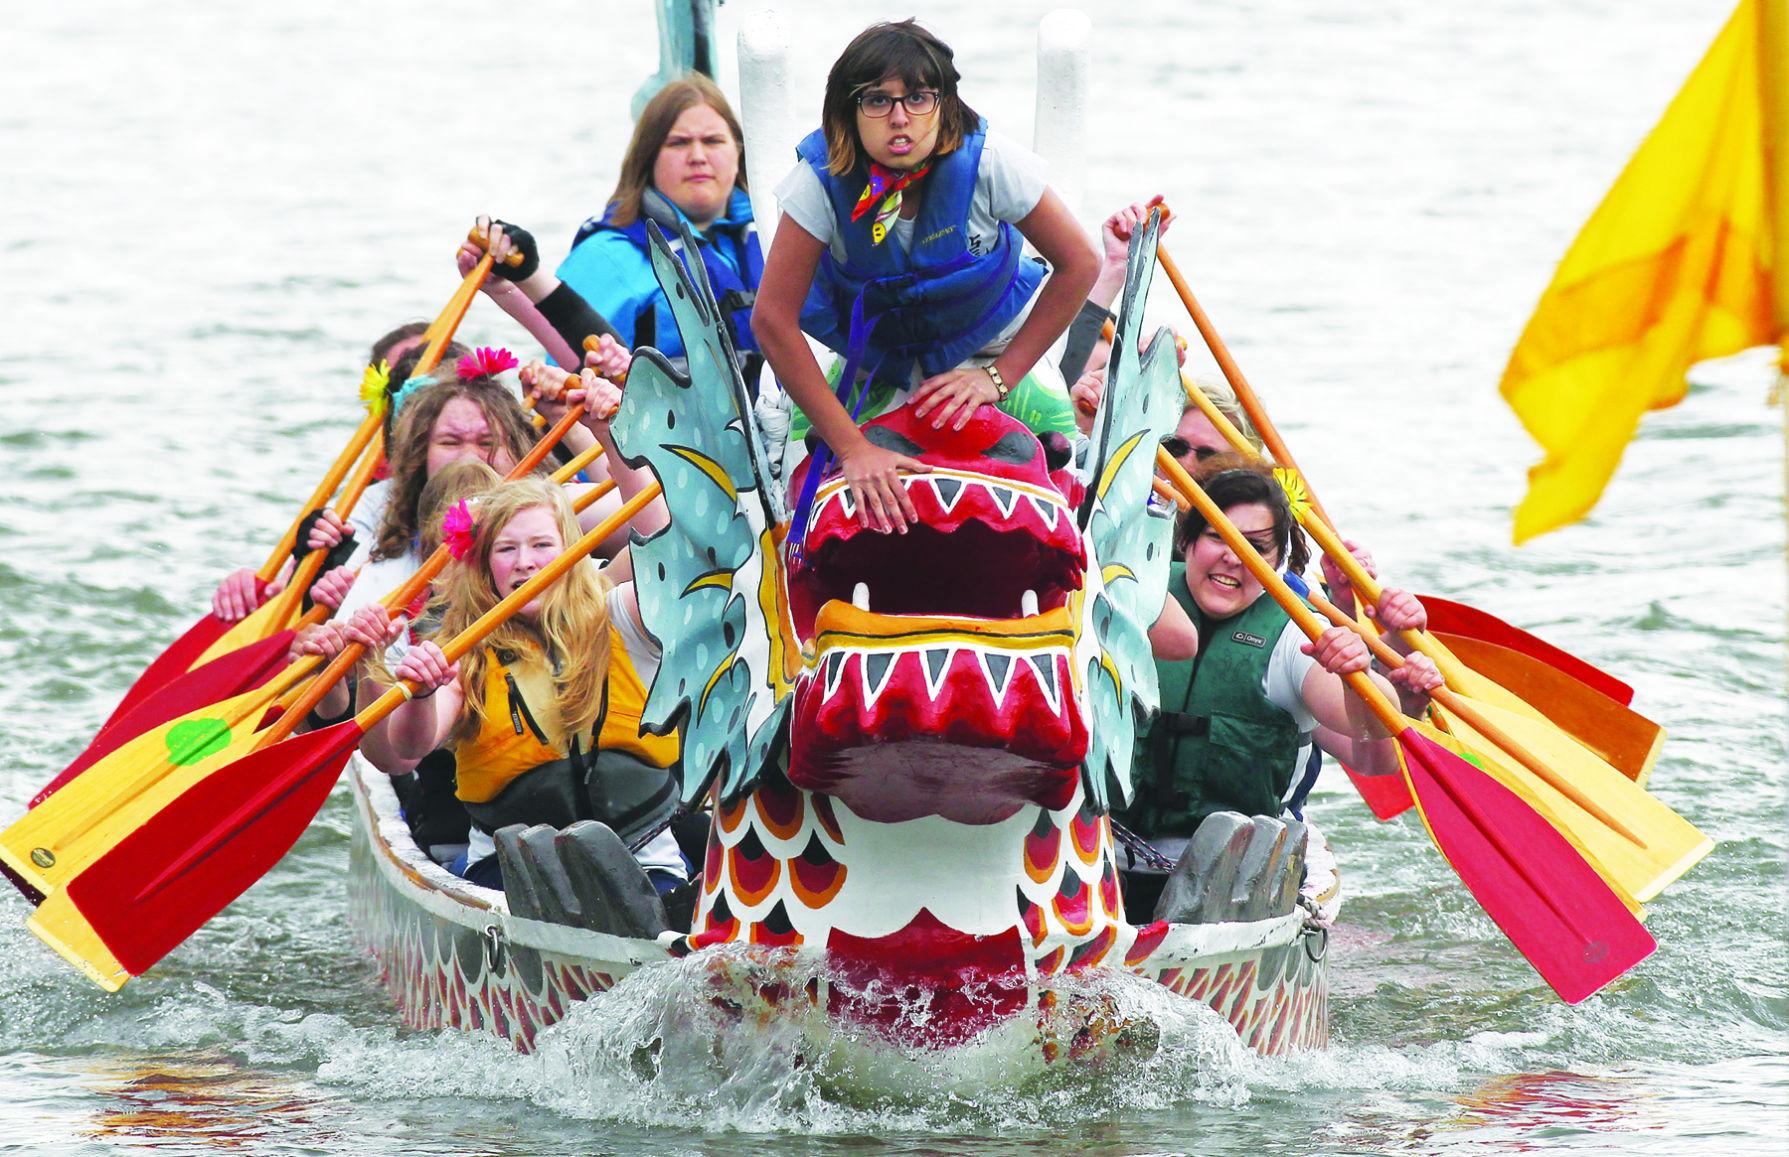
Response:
[852,582,870,611]
[1021,589,1039,617]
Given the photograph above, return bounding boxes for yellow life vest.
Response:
[453,624,680,806]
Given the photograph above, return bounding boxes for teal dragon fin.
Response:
[607,221,795,807]
[1075,210,1183,813]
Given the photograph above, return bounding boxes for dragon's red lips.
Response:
[788,603,1088,825]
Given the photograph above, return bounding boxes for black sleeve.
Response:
[1058,298,1116,386]
[536,282,621,359]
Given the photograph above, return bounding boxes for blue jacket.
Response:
[795,120,1045,387]
[559,187,762,360]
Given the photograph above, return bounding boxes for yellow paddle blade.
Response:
[1429,698,1713,904]
[1434,630,1665,786]
[26,889,130,992]
[0,685,284,898]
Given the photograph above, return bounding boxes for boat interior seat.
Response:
[1152,812,1308,925]
[494,821,669,938]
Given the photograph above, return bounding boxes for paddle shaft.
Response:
[354,483,662,730]
[258,413,381,581]
[1174,378,1481,686]
[263,401,592,742]
[1305,588,1646,847]
[1156,241,1337,530]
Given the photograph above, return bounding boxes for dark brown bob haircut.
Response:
[605,73,748,228]
[822,20,979,175]
[1172,456,1311,576]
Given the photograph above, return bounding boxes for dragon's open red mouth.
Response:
[786,468,1090,825]
[790,468,1085,634]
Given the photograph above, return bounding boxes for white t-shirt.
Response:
[1261,618,1321,733]
[342,479,392,570]
[773,129,1048,264]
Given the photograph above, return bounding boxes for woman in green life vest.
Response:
[1118,462,1442,915]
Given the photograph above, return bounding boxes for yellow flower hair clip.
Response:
[1273,467,1312,523]
[360,360,391,418]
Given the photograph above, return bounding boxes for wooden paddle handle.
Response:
[466,226,528,267]
[1155,447,1406,737]
[259,412,382,581]
[354,483,663,729]
[1157,240,1337,531]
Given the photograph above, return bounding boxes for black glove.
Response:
[488,219,540,282]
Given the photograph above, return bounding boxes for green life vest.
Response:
[1121,561,1306,839]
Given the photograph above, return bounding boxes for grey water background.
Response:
[0,0,1783,1152]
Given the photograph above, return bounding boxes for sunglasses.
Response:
[1162,437,1221,462]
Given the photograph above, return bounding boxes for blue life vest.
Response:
[793,120,1045,387]
[570,187,763,355]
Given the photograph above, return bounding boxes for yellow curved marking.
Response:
[683,569,735,596]
[757,527,801,696]
[1101,563,1136,588]
[668,444,737,502]
[698,654,737,718]
[1094,431,1148,502]
[1097,649,1123,699]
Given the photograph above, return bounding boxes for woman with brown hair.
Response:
[556,73,761,365]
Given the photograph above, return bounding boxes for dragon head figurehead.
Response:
[783,406,1092,825]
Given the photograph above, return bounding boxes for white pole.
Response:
[1034,10,1091,220]
[737,9,799,252]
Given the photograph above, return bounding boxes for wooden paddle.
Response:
[7,437,625,920]
[1420,595,1635,706]
[1154,451,1655,1003]
[1170,364,1667,786]
[7,401,600,891]
[32,444,615,808]
[1304,589,1711,906]
[95,254,501,733]
[1155,237,1644,717]
[15,482,660,991]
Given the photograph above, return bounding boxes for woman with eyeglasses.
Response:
[751,19,1099,535]
[1116,460,1443,921]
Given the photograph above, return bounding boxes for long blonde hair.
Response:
[424,479,612,745]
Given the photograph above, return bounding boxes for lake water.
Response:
[0,0,1784,1153]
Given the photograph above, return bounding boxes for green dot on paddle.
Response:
[1459,750,1487,771]
[166,718,232,765]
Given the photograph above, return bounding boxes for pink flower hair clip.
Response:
[441,499,478,561]
[457,346,519,380]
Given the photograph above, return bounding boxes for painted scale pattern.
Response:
[347,800,634,1054]
[675,773,1328,1057]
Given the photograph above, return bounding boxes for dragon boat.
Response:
[346,215,1336,1071]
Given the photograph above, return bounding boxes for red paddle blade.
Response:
[1418,595,1633,706]
[1399,726,1654,1004]
[52,720,364,981]
[1342,760,1414,820]
[100,590,267,731]
[35,631,296,807]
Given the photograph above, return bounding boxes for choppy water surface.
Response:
[1,1,1783,1153]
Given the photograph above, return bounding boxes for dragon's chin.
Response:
[786,600,1089,825]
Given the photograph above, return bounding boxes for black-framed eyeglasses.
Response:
[1162,436,1220,463]
[856,89,940,118]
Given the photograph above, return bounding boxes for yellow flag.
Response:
[1501,0,1780,543]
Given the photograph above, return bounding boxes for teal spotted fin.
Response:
[1075,210,1184,813]
[608,221,791,807]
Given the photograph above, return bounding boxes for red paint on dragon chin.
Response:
[825,908,1029,1049]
